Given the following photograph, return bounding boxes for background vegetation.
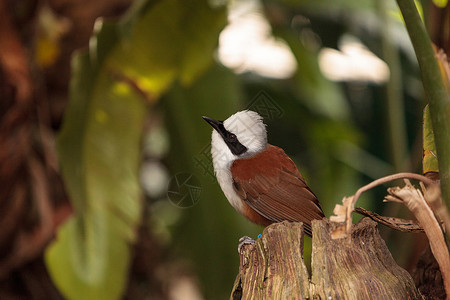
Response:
[0,0,448,299]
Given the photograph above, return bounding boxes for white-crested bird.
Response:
[202,110,324,237]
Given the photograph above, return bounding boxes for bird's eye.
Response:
[228,134,237,142]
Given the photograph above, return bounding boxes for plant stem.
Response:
[396,0,450,205]
[377,0,410,172]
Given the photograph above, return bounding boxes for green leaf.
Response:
[423,105,439,174]
[110,0,227,98]
[432,0,448,8]
[46,0,226,299]
[47,34,147,300]
[397,0,450,204]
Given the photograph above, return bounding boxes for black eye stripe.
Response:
[227,138,247,155]
[217,125,247,155]
[204,118,247,156]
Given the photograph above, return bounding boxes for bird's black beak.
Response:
[202,116,224,133]
[202,115,248,155]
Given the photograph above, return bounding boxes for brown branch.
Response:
[421,181,450,239]
[354,207,424,233]
[331,173,449,299]
[346,172,435,234]
[385,180,450,298]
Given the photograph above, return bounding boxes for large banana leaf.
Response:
[46,1,226,299]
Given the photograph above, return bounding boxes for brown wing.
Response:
[231,145,324,236]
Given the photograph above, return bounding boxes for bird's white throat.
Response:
[211,132,244,212]
[209,110,268,213]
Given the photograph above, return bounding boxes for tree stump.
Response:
[231,218,423,299]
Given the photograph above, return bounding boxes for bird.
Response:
[202,110,324,237]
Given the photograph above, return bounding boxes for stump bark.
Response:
[231,218,424,299]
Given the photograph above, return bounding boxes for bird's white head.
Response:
[203,110,267,168]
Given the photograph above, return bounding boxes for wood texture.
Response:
[231,218,424,299]
[231,222,310,299]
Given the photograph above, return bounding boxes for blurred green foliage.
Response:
[49,0,444,298]
[47,0,227,299]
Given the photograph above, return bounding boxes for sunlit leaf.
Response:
[422,45,450,178]
[432,0,448,8]
[45,0,226,299]
[423,105,439,175]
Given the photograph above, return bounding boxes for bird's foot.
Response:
[238,235,256,253]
